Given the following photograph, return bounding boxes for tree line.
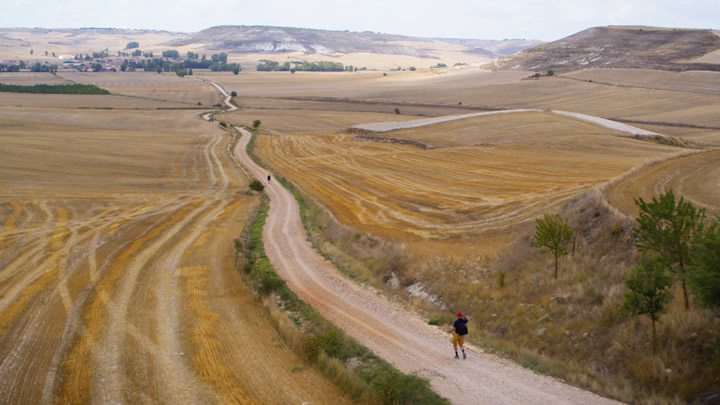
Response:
[0,83,109,94]
[256,60,348,72]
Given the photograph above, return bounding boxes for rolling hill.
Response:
[170,25,542,57]
[0,26,542,64]
[496,26,720,72]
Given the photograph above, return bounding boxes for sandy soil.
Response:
[233,126,621,404]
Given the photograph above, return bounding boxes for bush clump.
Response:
[249,179,264,192]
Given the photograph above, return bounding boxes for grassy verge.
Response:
[238,132,447,404]
[0,83,110,94]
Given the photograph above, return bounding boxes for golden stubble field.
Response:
[210,66,719,260]
[227,107,681,258]
[219,68,720,402]
[209,68,720,145]
[0,88,349,403]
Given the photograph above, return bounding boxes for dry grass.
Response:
[563,68,720,95]
[57,72,222,106]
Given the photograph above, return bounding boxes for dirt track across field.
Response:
[233,127,621,405]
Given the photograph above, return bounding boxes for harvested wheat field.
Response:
[604,149,720,217]
[0,96,349,403]
[212,69,720,149]
[245,109,682,257]
[57,71,222,106]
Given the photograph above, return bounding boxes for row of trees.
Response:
[2,62,60,73]
[622,190,717,353]
[0,83,109,94]
[256,60,346,72]
[533,190,719,354]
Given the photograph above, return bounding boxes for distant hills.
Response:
[170,25,543,58]
[496,26,720,72]
[3,25,720,73]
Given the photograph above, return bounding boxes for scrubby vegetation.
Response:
[0,83,110,94]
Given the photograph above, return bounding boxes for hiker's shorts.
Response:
[452,333,465,346]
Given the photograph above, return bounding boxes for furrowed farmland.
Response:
[2,24,720,403]
[242,109,680,256]
[0,90,349,403]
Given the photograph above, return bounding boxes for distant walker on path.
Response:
[451,311,468,359]
[267,174,271,183]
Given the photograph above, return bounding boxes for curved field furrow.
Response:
[605,150,720,217]
[0,80,352,404]
[258,130,671,243]
[0,198,195,404]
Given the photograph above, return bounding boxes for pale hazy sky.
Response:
[2,0,718,41]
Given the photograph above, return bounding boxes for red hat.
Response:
[456,311,463,316]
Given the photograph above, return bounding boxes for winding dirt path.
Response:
[234,127,621,404]
[355,109,662,137]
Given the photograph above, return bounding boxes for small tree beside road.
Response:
[252,120,261,129]
[621,255,673,354]
[534,213,575,279]
[249,180,264,193]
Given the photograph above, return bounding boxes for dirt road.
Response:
[355,109,662,137]
[234,127,621,404]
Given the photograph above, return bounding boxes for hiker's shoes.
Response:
[454,354,459,359]
[463,352,467,359]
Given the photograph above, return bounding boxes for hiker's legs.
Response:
[452,334,460,357]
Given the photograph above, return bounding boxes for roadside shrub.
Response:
[253,261,286,295]
[394,108,400,114]
[231,90,237,97]
[359,362,446,405]
[249,179,264,192]
[306,327,345,360]
[252,119,262,129]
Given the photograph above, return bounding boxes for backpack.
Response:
[455,320,468,335]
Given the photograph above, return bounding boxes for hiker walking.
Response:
[451,311,469,359]
[267,174,271,183]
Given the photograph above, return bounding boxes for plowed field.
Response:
[0,102,348,403]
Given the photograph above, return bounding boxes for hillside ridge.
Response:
[496,26,720,72]
[170,25,541,57]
